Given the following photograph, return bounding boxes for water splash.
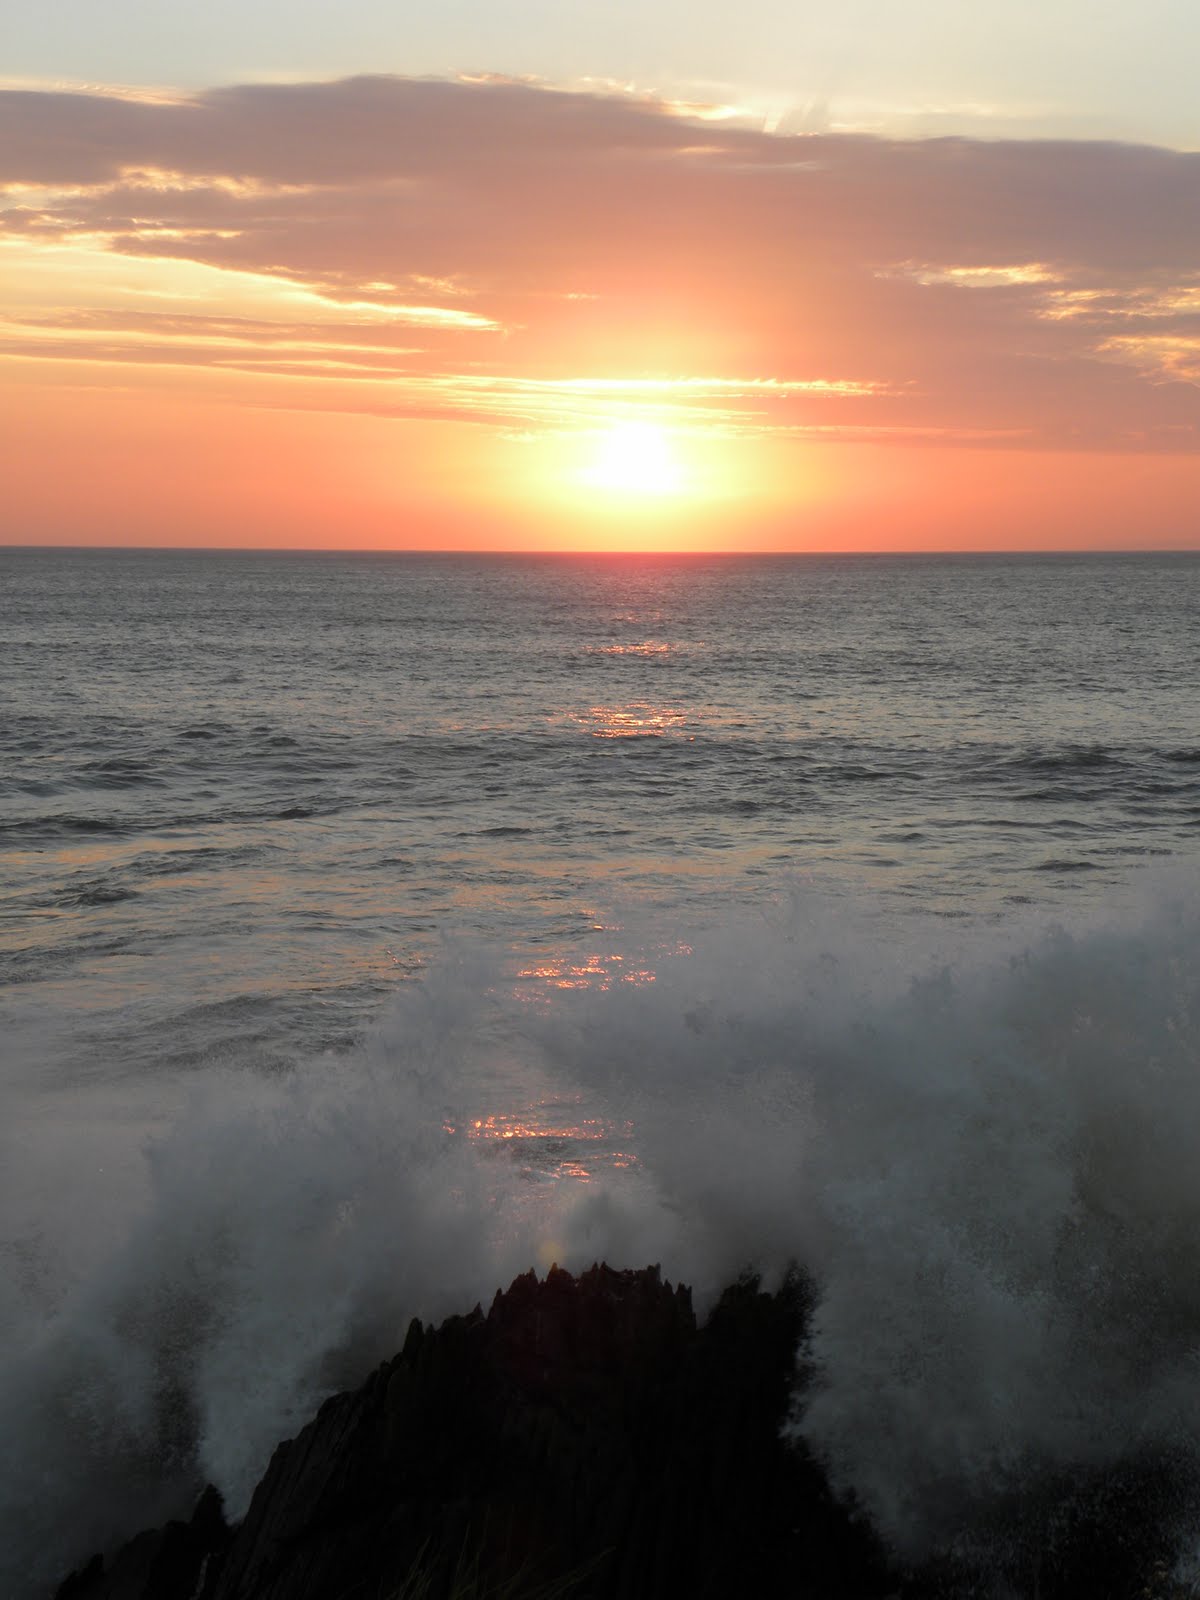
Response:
[4,878,1200,1593]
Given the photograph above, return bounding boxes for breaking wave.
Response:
[4,877,1200,1593]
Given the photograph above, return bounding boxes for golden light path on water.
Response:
[433,650,703,1208]
[442,1098,638,1190]
[428,676,701,1199]
[433,666,705,1199]
[575,701,689,738]
[587,642,672,657]
[437,933,692,1205]
[516,952,659,991]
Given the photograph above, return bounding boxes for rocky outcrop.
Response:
[54,1262,1188,1600]
[55,1262,888,1600]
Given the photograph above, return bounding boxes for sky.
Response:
[2,1,1198,550]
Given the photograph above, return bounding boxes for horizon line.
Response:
[3,544,1199,559]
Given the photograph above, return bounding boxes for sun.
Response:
[581,421,685,496]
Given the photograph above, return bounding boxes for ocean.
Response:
[3,547,1200,1591]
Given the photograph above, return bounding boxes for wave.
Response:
[3,880,1200,1593]
[53,879,140,908]
[0,797,349,847]
[1006,745,1130,773]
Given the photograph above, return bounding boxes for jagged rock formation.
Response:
[54,1262,1188,1600]
[55,1262,888,1600]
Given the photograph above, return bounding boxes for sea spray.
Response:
[0,962,549,1597]
[4,879,1200,1593]
[788,901,1200,1566]
[528,887,1200,1568]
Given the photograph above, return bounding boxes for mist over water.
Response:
[3,550,1200,1593]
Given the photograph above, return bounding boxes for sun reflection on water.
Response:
[469,1110,610,1142]
[516,952,657,991]
[442,930,686,1188]
[445,1101,638,1185]
[577,702,688,738]
[588,641,672,656]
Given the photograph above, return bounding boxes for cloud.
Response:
[1,75,1198,448]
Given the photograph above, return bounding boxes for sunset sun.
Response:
[581,422,686,496]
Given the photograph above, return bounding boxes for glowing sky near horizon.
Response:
[2,2,1198,550]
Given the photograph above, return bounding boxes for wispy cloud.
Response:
[1,75,1198,448]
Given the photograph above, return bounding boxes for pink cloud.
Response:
[2,76,1198,449]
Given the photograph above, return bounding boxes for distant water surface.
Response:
[3,548,1198,1079]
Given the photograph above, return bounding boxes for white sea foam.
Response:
[3,878,1200,1593]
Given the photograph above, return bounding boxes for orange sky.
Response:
[2,78,1198,550]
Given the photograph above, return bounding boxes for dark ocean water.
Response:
[3,548,1200,1593]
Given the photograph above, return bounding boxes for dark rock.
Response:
[57,1485,230,1600]
[52,1263,1188,1599]
[55,1262,889,1600]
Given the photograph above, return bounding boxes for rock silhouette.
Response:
[55,1263,887,1599]
[54,1263,1185,1599]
